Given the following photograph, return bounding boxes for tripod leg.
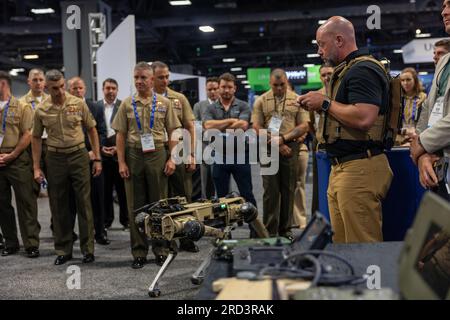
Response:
[148,252,177,298]
[191,247,215,285]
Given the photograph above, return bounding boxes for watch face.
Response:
[322,99,330,111]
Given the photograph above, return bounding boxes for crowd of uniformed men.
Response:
[0,12,449,269]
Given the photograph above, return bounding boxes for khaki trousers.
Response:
[0,151,40,249]
[293,146,309,228]
[262,143,299,237]
[124,147,171,258]
[46,148,94,256]
[327,153,393,243]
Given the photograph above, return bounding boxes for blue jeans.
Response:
[212,163,256,206]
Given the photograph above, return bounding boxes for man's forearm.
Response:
[11,131,32,159]
[116,132,126,164]
[229,120,249,130]
[186,121,196,155]
[31,136,42,169]
[87,128,101,159]
[283,122,309,142]
[167,128,179,158]
[204,119,235,131]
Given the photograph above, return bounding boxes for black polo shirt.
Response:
[325,50,389,158]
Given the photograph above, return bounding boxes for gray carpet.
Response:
[0,163,312,300]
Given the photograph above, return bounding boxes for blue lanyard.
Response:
[411,98,417,121]
[402,97,418,122]
[31,101,36,110]
[1,98,11,133]
[132,94,157,133]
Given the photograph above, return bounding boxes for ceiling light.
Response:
[31,8,55,14]
[236,75,246,79]
[223,58,236,63]
[213,44,228,49]
[245,85,251,89]
[307,53,320,58]
[416,33,431,38]
[393,49,403,54]
[24,54,39,60]
[231,67,242,72]
[199,26,215,33]
[303,64,315,67]
[241,80,249,84]
[169,0,192,5]
[418,71,429,75]
[311,40,317,44]
[9,68,25,76]
[318,20,327,25]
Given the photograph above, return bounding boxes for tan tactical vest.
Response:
[316,56,388,145]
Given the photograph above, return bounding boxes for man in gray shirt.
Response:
[203,73,257,208]
[193,77,219,199]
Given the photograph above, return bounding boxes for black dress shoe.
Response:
[54,254,72,265]
[26,247,40,258]
[1,247,19,256]
[82,254,95,263]
[95,236,111,245]
[131,257,147,269]
[155,255,168,266]
[179,239,199,253]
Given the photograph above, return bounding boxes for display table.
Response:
[196,242,404,300]
[316,148,426,241]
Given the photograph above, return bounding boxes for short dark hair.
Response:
[319,62,333,71]
[0,71,12,87]
[270,68,287,80]
[206,77,219,84]
[150,61,169,72]
[219,73,236,84]
[102,78,118,88]
[435,39,450,52]
[45,69,64,82]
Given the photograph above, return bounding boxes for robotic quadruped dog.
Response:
[134,194,269,297]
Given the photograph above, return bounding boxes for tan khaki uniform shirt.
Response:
[251,89,310,135]
[32,92,96,148]
[111,92,181,148]
[19,90,49,112]
[166,88,195,126]
[0,96,33,150]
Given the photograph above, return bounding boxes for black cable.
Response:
[257,250,365,287]
[284,250,356,276]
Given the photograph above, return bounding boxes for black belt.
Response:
[330,148,383,166]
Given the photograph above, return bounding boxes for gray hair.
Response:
[45,69,64,82]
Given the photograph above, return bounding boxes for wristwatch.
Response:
[321,98,331,112]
